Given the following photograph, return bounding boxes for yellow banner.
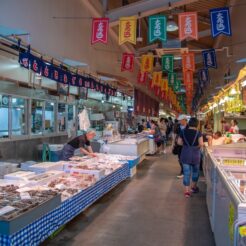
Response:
[152,71,162,87]
[119,16,137,45]
[141,55,154,72]
[162,79,168,92]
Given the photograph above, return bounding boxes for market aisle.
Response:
[44,154,215,246]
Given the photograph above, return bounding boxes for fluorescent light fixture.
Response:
[224,96,229,102]
[241,80,246,87]
[236,58,246,63]
[101,100,105,103]
[166,15,178,32]
[229,87,237,95]
[174,56,182,60]
[219,98,225,105]
[62,58,88,67]
[99,76,117,81]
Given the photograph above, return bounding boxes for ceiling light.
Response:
[219,98,225,105]
[101,100,105,103]
[167,15,178,32]
[229,87,237,96]
[241,80,246,87]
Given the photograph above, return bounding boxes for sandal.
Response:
[184,192,191,198]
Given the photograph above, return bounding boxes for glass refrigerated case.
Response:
[204,143,246,246]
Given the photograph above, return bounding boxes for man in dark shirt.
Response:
[62,130,97,160]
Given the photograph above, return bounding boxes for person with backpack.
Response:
[177,117,204,198]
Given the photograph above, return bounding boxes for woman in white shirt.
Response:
[229,119,239,134]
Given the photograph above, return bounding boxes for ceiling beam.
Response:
[106,0,199,26]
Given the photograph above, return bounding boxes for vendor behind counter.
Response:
[62,130,97,160]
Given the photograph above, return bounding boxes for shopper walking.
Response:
[174,115,188,178]
[159,118,167,153]
[177,117,203,198]
[150,120,163,154]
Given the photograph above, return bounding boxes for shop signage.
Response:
[121,53,134,72]
[137,70,147,84]
[162,54,174,73]
[182,52,195,72]
[162,79,169,92]
[183,70,193,86]
[210,7,232,38]
[173,79,181,92]
[178,12,198,41]
[91,18,109,44]
[140,54,154,72]
[19,52,117,96]
[119,16,137,45]
[148,15,167,43]
[198,68,210,85]
[152,71,162,87]
[202,49,217,69]
[168,72,177,88]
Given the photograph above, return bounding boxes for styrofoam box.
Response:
[26,170,64,185]
[0,162,19,178]
[4,171,36,181]
[28,162,64,173]
[21,161,37,171]
[69,168,105,181]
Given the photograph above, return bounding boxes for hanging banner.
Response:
[137,70,148,84]
[162,54,174,73]
[121,53,135,72]
[29,54,42,74]
[168,72,177,88]
[178,12,198,41]
[174,79,181,92]
[42,63,53,79]
[198,68,210,85]
[19,52,30,68]
[91,18,109,44]
[183,70,193,87]
[152,71,162,87]
[18,52,117,95]
[210,7,232,38]
[182,52,195,72]
[202,49,217,69]
[119,16,137,45]
[140,55,154,72]
[162,79,168,92]
[148,15,167,43]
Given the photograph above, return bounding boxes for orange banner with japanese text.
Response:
[119,16,137,45]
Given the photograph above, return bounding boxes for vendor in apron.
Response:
[62,130,97,160]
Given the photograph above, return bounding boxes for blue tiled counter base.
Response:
[128,157,140,169]
[0,163,130,246]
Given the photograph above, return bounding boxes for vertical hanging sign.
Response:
[198,69,210,85]
[140,55,154,72]
[182,52,195,72]
[91,18,109,44]
[119,16,137,45]
[202,49,217,69]
[183,70,193,86]
[148,15,167,43]
[152,71,162,87]
[168,72,177,89]
[174,80,181,92]
[178,12,198,41]
[210,7,232,38]
[162,54,174,73]
[137,70,147,84]
[121,53,135,72]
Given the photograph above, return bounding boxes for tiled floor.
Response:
[44,154,215,246]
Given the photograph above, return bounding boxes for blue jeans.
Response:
[182,163,200,186]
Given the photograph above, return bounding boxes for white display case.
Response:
[204,143,246,246]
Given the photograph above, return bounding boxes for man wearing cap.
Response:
[176,115,188,178]
[62,130,97,160]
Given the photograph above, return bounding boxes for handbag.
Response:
[172,143,182,155]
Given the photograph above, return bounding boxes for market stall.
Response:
[0,153,137,246]
[204,143,246,246]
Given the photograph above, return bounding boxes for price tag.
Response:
[0,206,15,216]
[222,159,245,166]
[20,192,31,200]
